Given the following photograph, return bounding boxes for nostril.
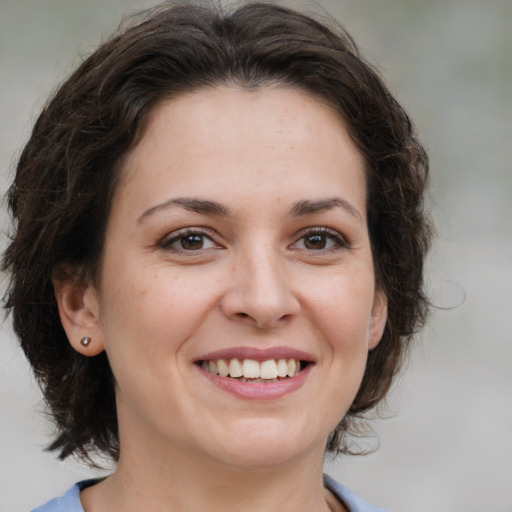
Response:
[237,312,249,318]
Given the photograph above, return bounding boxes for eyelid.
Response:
[290,227,350,251]
[159,227,223,252]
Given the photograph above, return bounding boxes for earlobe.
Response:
[52,275,104,356]
[368,289,388,350]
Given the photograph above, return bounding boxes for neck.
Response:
[82,434,337,512]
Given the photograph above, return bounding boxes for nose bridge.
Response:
[224,238,299,327]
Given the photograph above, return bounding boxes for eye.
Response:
[161,229,220,252]
[292,228,347,251]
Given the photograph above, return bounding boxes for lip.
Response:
[193,346,315,401]
[196,362,313,400]
[195,346,315,363]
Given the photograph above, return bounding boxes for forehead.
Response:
[114,85,367,217]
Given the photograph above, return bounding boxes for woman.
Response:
[2,2,431,511]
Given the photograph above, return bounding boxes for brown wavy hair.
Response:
[2,1,431,463]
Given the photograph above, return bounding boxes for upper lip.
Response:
[195,346,315,363]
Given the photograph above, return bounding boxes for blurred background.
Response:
[0,1,510,510]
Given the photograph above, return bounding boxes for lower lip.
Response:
[197,364,313,400]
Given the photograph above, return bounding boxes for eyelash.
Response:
[291,227,349,252]
[159,227,349,254]
[160,228,220,253]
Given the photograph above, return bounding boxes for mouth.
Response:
[194,347,314,399]
[196,357,310,382]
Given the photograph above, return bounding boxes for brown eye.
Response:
[161,229,219,253]
[291,228,348,252]
[303,234,327,250]
[181,234,204,250]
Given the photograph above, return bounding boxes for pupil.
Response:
[305,234,326,249]
[181,234,203,250]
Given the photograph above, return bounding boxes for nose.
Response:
[220,246,300,329]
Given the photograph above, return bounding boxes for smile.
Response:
[199,358,302,381]
[194,347,314,399]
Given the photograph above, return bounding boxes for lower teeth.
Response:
[237,377,283,383]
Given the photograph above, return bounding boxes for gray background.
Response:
[1,1,511,511]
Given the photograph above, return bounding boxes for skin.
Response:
[55,86,387,512]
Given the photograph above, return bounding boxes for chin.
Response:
[201,417,325,469]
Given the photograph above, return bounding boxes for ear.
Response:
[368,288,388,350]
[53,273,105,356]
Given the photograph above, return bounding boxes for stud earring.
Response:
[80,337,92,347]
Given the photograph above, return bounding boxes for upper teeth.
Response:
[201,358,301,379]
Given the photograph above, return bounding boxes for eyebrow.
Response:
[138,196,362,224]
[290,198,363,223]
[138,197,231,222]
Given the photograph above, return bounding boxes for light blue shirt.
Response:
[31,474,389,512]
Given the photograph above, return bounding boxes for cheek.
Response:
[100,266,223,358]
[304,271,376,348]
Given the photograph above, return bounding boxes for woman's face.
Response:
[80,86,387,467]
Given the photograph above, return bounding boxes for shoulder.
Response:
[324,474,390,512]
[30,480,99,512]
